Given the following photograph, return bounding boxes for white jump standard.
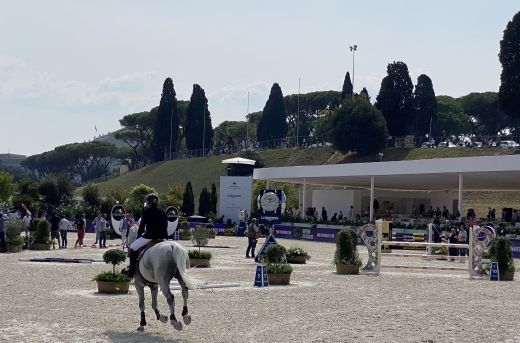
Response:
[358,224,496,277]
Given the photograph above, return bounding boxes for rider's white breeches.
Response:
[130,236,151,251]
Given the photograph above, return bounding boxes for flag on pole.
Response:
[95,125,98,132]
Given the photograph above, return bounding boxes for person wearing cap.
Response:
[122,193,168,278]
[245,218,259,258]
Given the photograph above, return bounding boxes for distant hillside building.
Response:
[93,129,128,149]
[0,153,26,167]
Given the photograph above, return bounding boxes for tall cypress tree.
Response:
[499,11,520,126]
[414,74,437,137]
[257,83,287,142]
[198,186,211,216]
[181,181,194,216]
[375,61,415,136]
[341,71,353,100]
[210,182,217,214]
[152,78,178,161]
[359,87,370,101]
[185,84,213,152]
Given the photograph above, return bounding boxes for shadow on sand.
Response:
[104,330,187,343]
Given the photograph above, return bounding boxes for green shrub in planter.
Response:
[266,263,293,274]
[188,250,212,260]
[333,229,362,266]
[192,226,210,249]
[33,220,51,245]
[92,249,130,283]
[286,247,311,260]
[205,223,216,237]
[5,219,24,246]
[265,244,287,264]
[489,236,515,279]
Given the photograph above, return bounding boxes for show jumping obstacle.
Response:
[357,222,496,277]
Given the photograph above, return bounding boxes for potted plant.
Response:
[265,244,293,285]
[5,219,24,253]
[489,236,515,281]
[31,219,52,250]
[334,229,362,275]
[206,223,216,239]
[286,246,311,264]
[189,226,212,267]
[179,220,192,240]
[93,249,131,293]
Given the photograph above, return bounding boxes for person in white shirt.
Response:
[59,215,72,249]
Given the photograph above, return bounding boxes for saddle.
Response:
[137,239,164,261]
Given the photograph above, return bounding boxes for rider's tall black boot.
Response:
[123,249,138,278]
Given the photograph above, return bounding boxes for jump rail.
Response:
[358,223,496,278]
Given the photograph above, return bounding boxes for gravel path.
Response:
[1,233,520,343]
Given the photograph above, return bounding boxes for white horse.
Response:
[127,225,196,331]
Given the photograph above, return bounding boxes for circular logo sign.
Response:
[260,191,280,212]
[477,231,487,242]
[111,205,125,221]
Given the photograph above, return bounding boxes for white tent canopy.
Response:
[221,157,256,165]
[253,154,520,222]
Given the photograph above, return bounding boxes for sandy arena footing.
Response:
[1,233,520,343]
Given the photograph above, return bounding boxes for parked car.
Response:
[471,141,483,148]
[421,142,436,148]
[499,140,520,149]
[438,141,456,148]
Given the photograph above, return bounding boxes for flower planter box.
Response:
[286,256,307,264]
[31,243,52,251]
[189,258,211,268]
[96,281,130,294]
[267,272,291,285]
[501,271,515,281]
[336,263,359,275]
[6,245,22,253]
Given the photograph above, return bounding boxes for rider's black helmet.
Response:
[146,193,159,206]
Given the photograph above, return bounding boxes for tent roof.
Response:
[253,154,520,191]
[221,157,256,165]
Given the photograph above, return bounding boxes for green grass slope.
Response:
[93,147,517,199]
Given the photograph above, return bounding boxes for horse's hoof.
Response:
[137,326,145,332]
[159,315,168,323]
[183,315,192,325]
[171,320,183,331]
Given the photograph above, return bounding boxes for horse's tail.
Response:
[171,243,197,290]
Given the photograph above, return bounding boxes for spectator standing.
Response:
[457,223,468,260]
[98,214,108,248]
[119,212,134,249]
[331,213,337,223]
[245,218,259,258]
[338,211,343,221]
[348,206,354,221]
[93,212,102,246]
[447,228,458,261]
[74,217,85,248]
[49,213,61,249]
[321,207,328,222]
[59,215,72,249]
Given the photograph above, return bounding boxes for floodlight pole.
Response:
[349,44,358,92]
[296,77,300,147]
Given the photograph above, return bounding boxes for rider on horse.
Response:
[122,193,168,278]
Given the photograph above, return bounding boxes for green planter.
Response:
[336,263,359,275]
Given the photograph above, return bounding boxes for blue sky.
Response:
[0,1,518,156]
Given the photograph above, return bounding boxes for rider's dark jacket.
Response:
[138,205,168,239]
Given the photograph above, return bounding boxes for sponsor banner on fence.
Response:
[274,224,339,243]
[509,239,520,259]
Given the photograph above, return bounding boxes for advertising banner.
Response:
[258,189,284,224]
[219,176,253,225]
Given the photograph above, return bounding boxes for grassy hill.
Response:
[92,147,517,213]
